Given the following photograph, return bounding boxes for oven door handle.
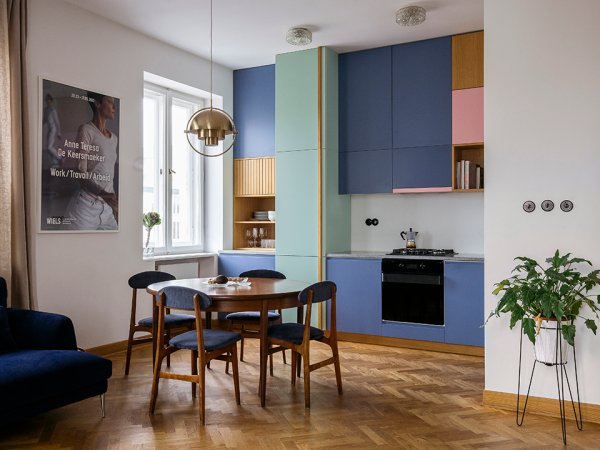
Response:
[382,273,442,285]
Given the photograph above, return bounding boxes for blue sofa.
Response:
[0,278,112,423]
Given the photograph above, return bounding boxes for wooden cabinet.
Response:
[444,261,484,346]
[339,47,392,153]
[326,258,382,335]
[452,31,484,90]
[392,37,452,149]
[452,87,483,144]
[233,65,275,158]
[233,157,275,251]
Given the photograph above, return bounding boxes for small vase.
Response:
[144,247,154,257]
[533,318,569,365]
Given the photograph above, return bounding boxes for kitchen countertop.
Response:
[327,251,484,262]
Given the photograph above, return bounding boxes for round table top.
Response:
[146,277,310,300]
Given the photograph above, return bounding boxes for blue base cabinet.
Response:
[380,321,445,342]
[218,253,275,277]
[444,261,484,346]
[326,258,381,335]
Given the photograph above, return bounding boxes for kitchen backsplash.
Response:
[351,193,484,254]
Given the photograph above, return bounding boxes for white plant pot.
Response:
[533,319,570,365]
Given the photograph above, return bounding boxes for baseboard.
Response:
[483,390,600,424]
[337,332,484,357]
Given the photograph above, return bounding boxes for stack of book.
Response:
[455,160,483,190]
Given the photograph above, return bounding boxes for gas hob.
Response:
[387,248,456,257]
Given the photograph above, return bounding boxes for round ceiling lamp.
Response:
[286,27,312,46]
[184,0,237,157]
[395,5,427,26]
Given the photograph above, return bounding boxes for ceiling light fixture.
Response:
[395,5,427,26]
[286,27,312,46]
[184,0,237,157]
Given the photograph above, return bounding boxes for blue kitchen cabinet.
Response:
[326,258,381,335]
[218,253,275,277]
[380,321,445,342]
[233,65,275,158]
[392,36,452,149]
[339,47,392,153]
[392,146,452,189]
[444,261,484,347]
[339,149,393,194]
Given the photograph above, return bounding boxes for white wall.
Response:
[26,0,233,348]
[351,194,483,253]
[485,0,600,403]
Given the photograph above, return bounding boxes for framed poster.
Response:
[39,79,120,232]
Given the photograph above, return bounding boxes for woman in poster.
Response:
[64,92,119,230]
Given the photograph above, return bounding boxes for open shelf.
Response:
[452,143,484,191]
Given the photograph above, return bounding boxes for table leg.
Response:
[259,301,269,407]
[205,312,212,329]
[296,305,303,378]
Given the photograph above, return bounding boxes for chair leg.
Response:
[166,330,171,367]
[282,349,287,365]
[225,353,230,375]
[231,344,241,405]
[269,345,274,377]
[296,353,302,378]
[240,333,245,362]
[125,328,135,375]
[331,341,343,395]
[191,350,198,398]
[100,393,106,418]
[303,347,311,408]
[199,364,206,425]
[291,350,297,386]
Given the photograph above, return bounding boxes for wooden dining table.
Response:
[146,277,309,407]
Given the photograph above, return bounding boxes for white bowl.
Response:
[268,211,275,221]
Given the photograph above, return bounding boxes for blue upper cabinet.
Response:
[392,146,452,189]
[392,37,452,149]
[339,150,392,194]
[233,65,275,158]
[339,47,392,153]
[444,261,484,347]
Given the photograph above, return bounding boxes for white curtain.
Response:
[0,0,32,309]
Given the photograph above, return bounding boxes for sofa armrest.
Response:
[7,309,78,350]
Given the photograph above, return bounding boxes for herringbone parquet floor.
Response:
[2,340,600,449]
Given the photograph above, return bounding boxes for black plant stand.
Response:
[516,322,583,445]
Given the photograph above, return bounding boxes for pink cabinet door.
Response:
[452,87,483,144]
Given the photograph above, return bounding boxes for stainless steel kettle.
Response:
[400,228,418,248]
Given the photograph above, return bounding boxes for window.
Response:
[143,83,205,254]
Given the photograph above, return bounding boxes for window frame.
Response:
[143,82,206,255]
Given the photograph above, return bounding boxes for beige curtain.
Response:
[0,0,32,309]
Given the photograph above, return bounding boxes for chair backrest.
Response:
[128,271,175,289]
[298,281,336,305]
[158,286,212,311]
[239,269,286,279]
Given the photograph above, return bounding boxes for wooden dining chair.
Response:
[266,280,343,408]
[125,271,196,375]
[224,269,287,375]
[149,286,241,424]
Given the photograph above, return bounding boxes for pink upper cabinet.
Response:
[452,87,483,144]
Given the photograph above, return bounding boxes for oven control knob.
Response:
[397,263,405,269]
[419,263,426,270]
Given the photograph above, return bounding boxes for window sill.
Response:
[143,252,217,262]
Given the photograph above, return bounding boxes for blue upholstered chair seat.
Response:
[0,350,112,416]
[138,313,195,328]
[225,311,280,321]
[267,323,324,345]
[169,329,241,352]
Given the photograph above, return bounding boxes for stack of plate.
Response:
[253,211,268,221]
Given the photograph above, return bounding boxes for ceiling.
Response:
[64,0,483,70]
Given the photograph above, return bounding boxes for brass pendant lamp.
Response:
[184,0,237,157]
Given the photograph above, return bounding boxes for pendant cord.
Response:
[210,0,213,110]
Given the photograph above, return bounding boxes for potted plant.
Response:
[488,250,600,364]
[143,211,161,255]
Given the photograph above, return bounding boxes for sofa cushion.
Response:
[0,307,16,353]
[0,350,112,409]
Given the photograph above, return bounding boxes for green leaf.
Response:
[523,318,536,345]
[585,319,598,335]
[562,324,576,346]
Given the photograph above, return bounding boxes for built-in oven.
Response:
[381,258,444,326]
